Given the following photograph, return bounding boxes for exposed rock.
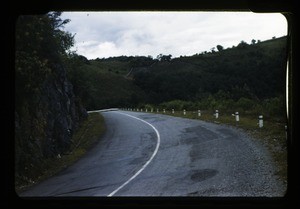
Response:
[42,64,87,157]
[15,63,87,179]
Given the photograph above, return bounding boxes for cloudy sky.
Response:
[61,12,287,59]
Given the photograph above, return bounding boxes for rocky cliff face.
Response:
[15,63,87,179]
[41,64,87,157]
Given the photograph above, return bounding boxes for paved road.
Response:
[19,110,285,197]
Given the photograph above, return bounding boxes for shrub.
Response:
[236,97,256,113]
[262,96,285,117]
[159,100,196,111]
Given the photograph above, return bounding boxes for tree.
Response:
[15,12,74,105]
[237,40,249,48]
[47,12,74,53]
[162,54,172,62]
[216,45,224,52]
[156,54,172,62]
[251,39,256,45]
[156,54,163,61]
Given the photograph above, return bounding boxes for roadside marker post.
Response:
[172,109,174,114]
[285,125,288,140]
[183,109,186,115]
[235,112,239,122]
[163,109,166,113]
[259,115,263,128]
[215,110,219,119]
[198,110,201,117]
[235,112,239,126]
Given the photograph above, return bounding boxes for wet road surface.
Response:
[19,110,285,197]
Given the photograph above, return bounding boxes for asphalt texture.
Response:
[19,110,286,197]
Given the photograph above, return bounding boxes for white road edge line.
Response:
[107,111,161,197]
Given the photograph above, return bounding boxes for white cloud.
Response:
[74,41,123,58]
[61,12,287,59]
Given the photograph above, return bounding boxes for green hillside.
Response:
[64,54,147,110]
[68,36,287,118]
[132,36,287,104]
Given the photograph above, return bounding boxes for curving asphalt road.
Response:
[19,110,286,197]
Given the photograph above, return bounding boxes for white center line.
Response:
[107,111,161,197]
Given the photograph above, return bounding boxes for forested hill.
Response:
[73,36,287,110]
[131,36,287,104]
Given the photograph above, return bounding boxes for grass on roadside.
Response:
[15,112,106,194]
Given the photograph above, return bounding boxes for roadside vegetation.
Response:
[15,112,106,194]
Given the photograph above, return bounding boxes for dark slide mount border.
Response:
[8,0,298,208]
